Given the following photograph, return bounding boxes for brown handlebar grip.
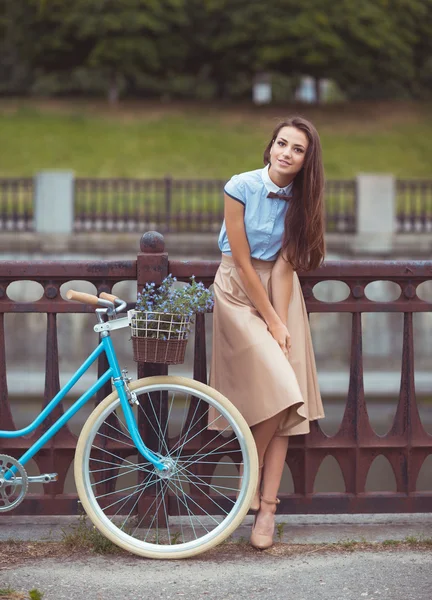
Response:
[99,292,118,303]
[66,290,101,306]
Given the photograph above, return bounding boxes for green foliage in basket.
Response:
[134,274,214,340]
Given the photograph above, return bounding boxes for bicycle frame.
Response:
[0,333,166,475]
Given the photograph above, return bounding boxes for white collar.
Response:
[261,164,293,195]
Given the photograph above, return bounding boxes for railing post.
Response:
[136,231,169,379]
[164,176,172,232]
[34,171,74,234]
[136,231,169,523]
[353,174,396,254]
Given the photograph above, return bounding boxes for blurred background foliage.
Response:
[0,0,431,104]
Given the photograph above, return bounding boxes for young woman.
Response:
[210,116,325,549]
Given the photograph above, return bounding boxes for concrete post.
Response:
[34,171,74,234]
[353,174,396,254]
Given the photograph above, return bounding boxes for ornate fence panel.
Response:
[75,177,354,234]
[3,176,432,236]
[74,177,225,233]
[0,232,431,515]
[397,179,432,233]
[0,178,34,232]
[325,179,357,232]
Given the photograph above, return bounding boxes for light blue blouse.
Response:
[218,165,293,261]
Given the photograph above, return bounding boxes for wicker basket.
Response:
[129,310,191,365]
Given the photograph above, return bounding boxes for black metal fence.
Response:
[396,179,432,233]
[0,178,34,232]
[1,176,432,234]
[325,179,356,232]
[74,177,225,233]
[74,177,357,233]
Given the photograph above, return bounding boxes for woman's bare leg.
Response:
[250,412,285,467]
[247,413,285,511]
[247,411,285,510]
[261,435,289,500]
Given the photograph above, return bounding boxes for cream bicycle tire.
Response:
[74,376,259,559]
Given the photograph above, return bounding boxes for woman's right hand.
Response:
[268,320,291,357]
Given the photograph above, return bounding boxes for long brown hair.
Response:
[263,117,325,271]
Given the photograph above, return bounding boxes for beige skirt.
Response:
[209,254,324,436]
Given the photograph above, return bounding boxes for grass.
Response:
[61,513,123,555]
[0,589,44,600]
[0,535,431,572]
[1,98,432,179]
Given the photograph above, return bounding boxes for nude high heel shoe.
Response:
[250,496,280,550]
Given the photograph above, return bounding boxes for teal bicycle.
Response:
[0,291,258,559]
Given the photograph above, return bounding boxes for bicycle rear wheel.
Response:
[74,376,258,559]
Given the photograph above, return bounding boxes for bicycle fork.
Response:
[112,372,168,473]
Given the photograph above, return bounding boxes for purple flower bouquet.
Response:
[129,275,214,364]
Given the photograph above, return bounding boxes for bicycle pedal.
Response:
[27,473,58,484]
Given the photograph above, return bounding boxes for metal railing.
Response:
[2,175,431,235]
[325,179,356,232]
[1,232,431,515]
[0,178,34,232]
[74,177,225,233]
[397,179,432,233]
[0,176,357,234]
[74,177,357,233]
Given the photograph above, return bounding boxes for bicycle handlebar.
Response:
[66,289,127,316]
[66,290,101,306]
[99,292,119,303]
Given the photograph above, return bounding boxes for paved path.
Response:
[1,550,430,600]
[1,514,431,600]
[1,513,431,544]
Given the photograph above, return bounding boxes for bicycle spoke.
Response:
[166,476,209,538]
[170,412,227,459]
[101,417,133,442]
[94,473,154,500]
[175,434,239,475]
[118,478,160,533]
[91,445,141,470]
[101,473,158,513]
[89,462,152,475]
[176,468,239,496]
[92,464,154,486]
[176,466,235,504]
[96,428,136,449]
[139,392,171,457]
[142,479,170,542]
[167,477,222,525]
[169,398,209,455]
[161,478,172,544]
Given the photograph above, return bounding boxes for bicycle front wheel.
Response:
[74,376,258,559]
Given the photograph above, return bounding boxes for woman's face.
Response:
[268,126,309,185]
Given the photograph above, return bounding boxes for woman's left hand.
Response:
[268,320,292,357]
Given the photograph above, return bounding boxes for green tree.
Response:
[258,0,426,101]
[23,0,186,103]
[177,0,268,99]
[409,0,432,98]
[0,0,33,93]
